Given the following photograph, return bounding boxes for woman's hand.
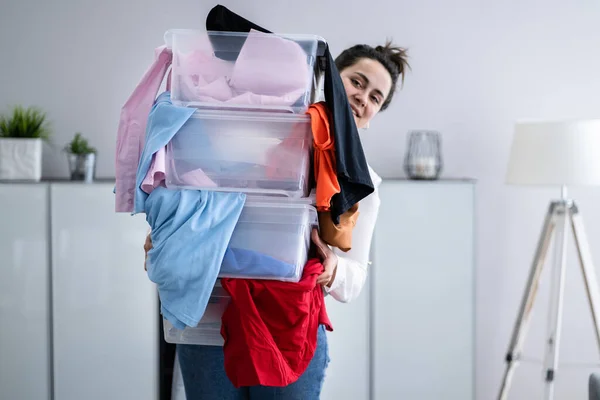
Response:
[311,228,338,287]
[143,233,152,271]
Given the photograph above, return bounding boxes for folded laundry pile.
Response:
[167,28,313,112]
[114,3,375,387]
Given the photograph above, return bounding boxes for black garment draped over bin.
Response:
[206,5,374,224]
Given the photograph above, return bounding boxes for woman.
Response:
[145,40,409,399]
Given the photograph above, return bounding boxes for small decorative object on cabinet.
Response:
[0,105,51,181]
[64,132,97,182]
[404,130,443,180]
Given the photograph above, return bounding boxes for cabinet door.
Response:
[373,181,475,400]
[0,184,51,400]
[321,285,370,400]
[51,183,158,400]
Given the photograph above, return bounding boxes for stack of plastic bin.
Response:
[161,29,323,345]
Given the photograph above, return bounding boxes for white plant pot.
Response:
[0,138,43,181]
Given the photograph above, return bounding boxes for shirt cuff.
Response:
[324,255,347,294]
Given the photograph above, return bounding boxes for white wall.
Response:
[2,0,600,398]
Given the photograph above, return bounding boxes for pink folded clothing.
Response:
[174,29,310,108]
[171,168,218,190]
[265,121,311,181]
[141,147,167,193]
[229,29,310,97]
[141,147,218,194]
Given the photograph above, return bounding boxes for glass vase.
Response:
[403,130,443,180]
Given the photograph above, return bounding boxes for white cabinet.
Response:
[372,180,475,400]
[322,179,475,400]
[50,183,158,400]
[0,179,474,400]
[0,184,51,400]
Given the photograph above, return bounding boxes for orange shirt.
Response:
[307,102,340,211]
[307,102,359,252]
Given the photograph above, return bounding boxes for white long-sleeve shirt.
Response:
[323,165,382,303]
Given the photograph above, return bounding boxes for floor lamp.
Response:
[497,118,600,400]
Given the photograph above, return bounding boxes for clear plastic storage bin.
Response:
[164,29,321,113]
[165,109,313,198]
[219,196,317,282]
[163,286,229,346]
[163,197,317,345]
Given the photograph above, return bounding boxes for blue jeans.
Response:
[177,324,330,399]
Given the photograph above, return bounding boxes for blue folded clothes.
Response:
[220,247,297,280]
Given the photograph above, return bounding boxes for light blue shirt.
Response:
[145,187,246,330]
[133,91,195,214]
[134,92,246,330]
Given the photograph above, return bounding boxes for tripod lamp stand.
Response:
[497,119,600,400]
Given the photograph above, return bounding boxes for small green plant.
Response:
[0,105,51,140]
[65,132,96,155]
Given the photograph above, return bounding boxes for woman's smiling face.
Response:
[339,57,392,129]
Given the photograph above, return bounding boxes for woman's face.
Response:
[340,58,393,129]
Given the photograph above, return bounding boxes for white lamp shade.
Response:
[506,119,600,186]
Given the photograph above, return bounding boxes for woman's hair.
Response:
[334,40,410,111]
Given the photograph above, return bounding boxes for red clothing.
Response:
[220,258,334,387]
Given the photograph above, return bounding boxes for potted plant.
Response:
[64,132,97,182]
[0,105,51,181]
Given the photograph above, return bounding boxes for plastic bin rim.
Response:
[164,28,326,49]
[189,108,311,123]
[238,200,318,224]
[242,200,317,216]
[245,191,316,203]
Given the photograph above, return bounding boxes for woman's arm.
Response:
[323,187,381,303]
